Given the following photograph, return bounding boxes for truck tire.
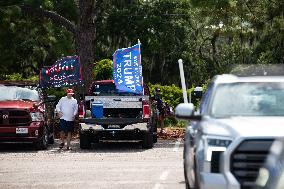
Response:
[142,131,153,149]
[152,122,158,143]
[153,134,157,143]
[80,132,91,149]
[48,125,55,144]
[48,134,55,144]
[35,126,48,150]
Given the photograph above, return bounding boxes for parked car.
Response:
[0,81,56,149]
[78,80,157,149]
[255,138,284,189]
[175,74,284,189]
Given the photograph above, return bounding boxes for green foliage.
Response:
[0,1,74,78]
[148,83,183,108]
[1,0,284,93]
[148,83,202,109]
[94,59,113,80]
[46,88,65,99]
[3,73,23,81]
[2,73,38,81]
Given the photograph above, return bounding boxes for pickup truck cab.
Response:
[79,80,156,149]
[0,81,55,150]
[175,74,284,189]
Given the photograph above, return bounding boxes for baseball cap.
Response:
[66,88,74,95]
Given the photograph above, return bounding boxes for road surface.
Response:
[0,139,185,189]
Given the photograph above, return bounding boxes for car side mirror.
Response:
[193,86,203,99]
[175,103,202,121]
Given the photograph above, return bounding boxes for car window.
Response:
[92,83,140,96]
[0,86,40,101]
[210,82,284,117]
[200,83,213,114]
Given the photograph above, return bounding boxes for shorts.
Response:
[60,119,74,133]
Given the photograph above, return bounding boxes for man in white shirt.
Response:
[56,89,78,150]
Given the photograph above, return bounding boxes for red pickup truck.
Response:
[0,81,55,149]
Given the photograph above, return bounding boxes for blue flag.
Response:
[40,55,82,88]
[113,44,143,94]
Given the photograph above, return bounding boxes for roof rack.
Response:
[0,81,38,87]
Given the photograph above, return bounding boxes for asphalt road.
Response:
[0,139,185,189]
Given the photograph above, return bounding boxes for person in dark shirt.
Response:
[154,88,165,132]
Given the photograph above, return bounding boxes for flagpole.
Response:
[138,39,144,95]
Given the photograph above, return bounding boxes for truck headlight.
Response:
[205,137,232,162]
[207,138,232,147]
[30,112,44,121]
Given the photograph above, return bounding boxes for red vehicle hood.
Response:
[0,100,37,109]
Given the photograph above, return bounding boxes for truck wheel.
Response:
[35,126,48,150]
[184,165,190,189]
[80,132,91,149]
[185,147,198,189]
[48,125,55,144]
[142,131,153,149]
[48,133,55,144]
[152,122,158,143]
[153,134,157,143]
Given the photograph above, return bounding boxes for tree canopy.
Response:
[1,0,284,87]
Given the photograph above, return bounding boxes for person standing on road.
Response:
[56,88,78,150]
[154,88,165,133]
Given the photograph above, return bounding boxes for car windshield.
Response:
[211,82,284,117]
[0,86,40,101]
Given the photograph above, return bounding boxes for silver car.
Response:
[175,74,284,189]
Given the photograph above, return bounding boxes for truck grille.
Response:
[230,139,274,189]
[0,110,31,126]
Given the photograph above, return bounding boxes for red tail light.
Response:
[143,101,150,119]
[78,101,85,118]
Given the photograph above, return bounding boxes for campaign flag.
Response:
[40,55,82,88]
[113,44,143,94]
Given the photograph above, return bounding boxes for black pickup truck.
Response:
[79,80,157,149]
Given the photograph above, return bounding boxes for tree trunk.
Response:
[76,28,95,91]
[76,0,96,92]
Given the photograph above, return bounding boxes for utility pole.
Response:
[178,59,188,103]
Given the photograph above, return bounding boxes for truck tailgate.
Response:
[85,96,148,109]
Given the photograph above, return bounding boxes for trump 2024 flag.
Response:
[113,44,143,94]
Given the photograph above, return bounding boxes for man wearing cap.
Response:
[56,88,78,150]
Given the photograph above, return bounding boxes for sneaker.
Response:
[59,143,64,149]
[66,146,72,150]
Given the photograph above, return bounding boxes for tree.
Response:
[0,0,102,91]
[93,59,113,80]
[0,4,74,79]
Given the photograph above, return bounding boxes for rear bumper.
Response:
[80,122,149,141]
[80,118,148,125]
[0,122,44,143]
[80,122,149,131]
[0,137,39,143]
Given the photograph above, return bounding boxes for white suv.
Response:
[175,74,284,189]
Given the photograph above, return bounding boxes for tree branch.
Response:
[20,5,76,34]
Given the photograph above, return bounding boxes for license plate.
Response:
[16,128,28,134]
[108,125,120,129]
